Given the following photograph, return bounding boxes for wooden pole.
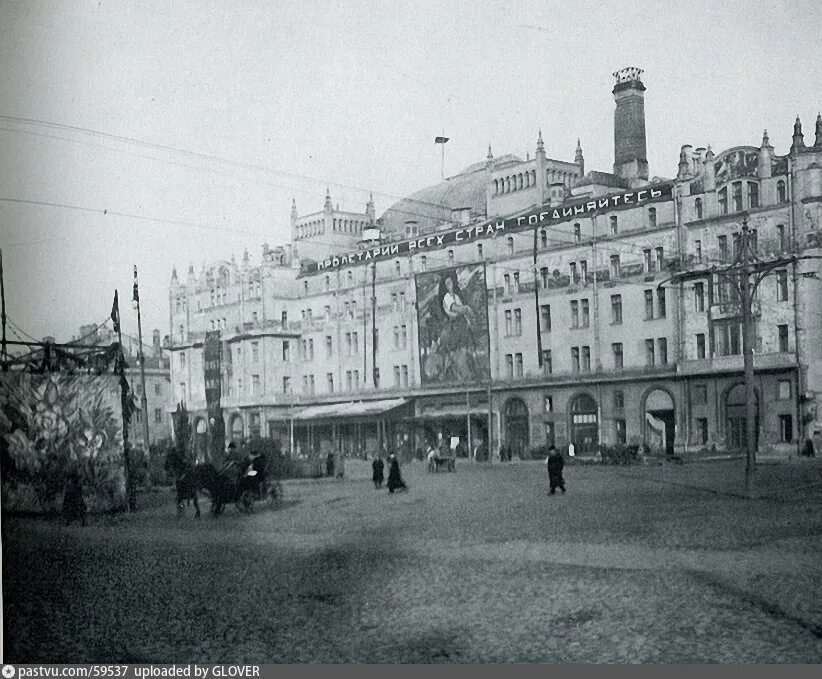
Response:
[0,249,7,372]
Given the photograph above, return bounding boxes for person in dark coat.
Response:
[372,455,385,489]
[326,451,335,477]
[386,454,407,493]
[545,445,566,495]
[63,472,87,526]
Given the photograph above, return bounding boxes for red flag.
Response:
[132,265,139,304]
[111,290,121,333]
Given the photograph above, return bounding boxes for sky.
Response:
[0,0,820,345]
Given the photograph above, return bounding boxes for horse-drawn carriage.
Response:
[172,451,283,517]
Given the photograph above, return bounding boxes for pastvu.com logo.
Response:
[2,665,16,678]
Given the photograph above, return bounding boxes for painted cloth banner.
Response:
[0,374,126,512]
[415,264,491,386]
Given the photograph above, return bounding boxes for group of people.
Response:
[371,454,407,493]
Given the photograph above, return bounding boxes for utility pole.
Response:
[738,220,757,497]
[132,266,151,463]
[532,223,544,369]
[1,249,7,372]
[371,261,377,387]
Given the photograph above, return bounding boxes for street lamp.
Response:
[132,265,151,471]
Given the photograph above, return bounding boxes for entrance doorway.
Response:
[644,389,676,457]
[570,393,598,455]
[504,398,529,458]
[725,383,759,450]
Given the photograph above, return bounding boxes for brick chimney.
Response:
[613,67,649,183]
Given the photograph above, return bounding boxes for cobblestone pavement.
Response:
[4,459,822,663]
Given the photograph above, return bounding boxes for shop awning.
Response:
[290,398,408,422]
[416,405,489,419]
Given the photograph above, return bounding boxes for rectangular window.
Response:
[345,332,352,355]
[308,375,315,395]
[282,376,291,394]
[732,181,743,212]
[695,240,702,263]
[779,414,793,443]
[697,418,708,445]
[353,370,359,390]
[420,255,427,270]
[655,247,664,271]
[542,349,552,374]
[612,342,623,369]
[326,335,333,357]
[401,365,409,387]
[570,300,579,328]
[374,367,380,388]
[282,341,290,362]
[611,295,622,324]
[694,282,705,312]
[571,347,580,373]
[514,309,522,335]
[614,391,625,409]
[776,224,785,252]
[394,365,401,386]
[657,288,666,318]
[645,339,655,367]
[252,374,261,395]
[477,243,484,259]
[696,333,706,359]
[515,353,523,377]
[513,272,520,292]
[154,383,161,396]
[778,380,791,400]
[644,290,654,320]
[540,304,551,332]
[644,249,653,273]
[615,419,627,445]
[393,325,400,348]
[346,371,352,391]
[506,354,514,379]
[570,262,578,284]
[353,332,359,354]
[610,215,618,235]
[776,270,788,302]
[327,373,334,393]
[610,255,621,278]
[658,338,668,365]
[693,384,708,405]
[718,235,728,261]
[580,260,588,283]
[401,324,408,348]
[581,346,590,372]
[504,310,512,335]
[648,207,657,228]
[778,324,789,352]
[179,353,186,369]
[399,292,406,310]
[574,223,581,242]
[308,339,314,360]
[581,299,590,328]
[748,182,759,209]
[154,408,163,424]
[503,274,511,295]
[544,396,553,413]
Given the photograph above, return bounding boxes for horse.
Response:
[174,465,205,518]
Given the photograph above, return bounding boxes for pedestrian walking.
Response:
[372,455,385,489]
[386,453,407,493]
[62,472,87,526]
[545,445,566,495]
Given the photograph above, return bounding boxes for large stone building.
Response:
[167,67,822,462]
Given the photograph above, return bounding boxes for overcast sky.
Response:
[0,0,820,344]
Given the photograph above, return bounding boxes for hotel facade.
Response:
[167,68,822,462]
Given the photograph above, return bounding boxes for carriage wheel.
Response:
[269,480,283,509]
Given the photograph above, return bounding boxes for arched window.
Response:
[719,187,728,214]
[540,267,549,288]
[777,180,787,203]
[505,177,510,192]
[524,172,531,188]
[507,236,514,254]
[695,197,703,220]
[518,174,523,190]
[732,182,743,212]
[493,179,498,194]
[531,170,536,186]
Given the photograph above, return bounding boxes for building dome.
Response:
[377,155,521,237]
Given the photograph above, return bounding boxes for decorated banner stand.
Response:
[0,293,138,514]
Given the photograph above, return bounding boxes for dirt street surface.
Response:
[4,459,822,663]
